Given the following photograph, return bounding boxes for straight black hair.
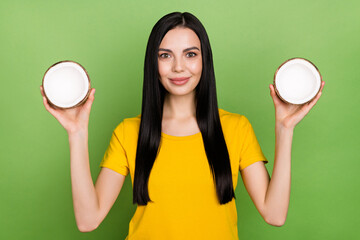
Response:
[133,12,235,205]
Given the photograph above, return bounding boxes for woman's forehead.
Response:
[159,27,201,50]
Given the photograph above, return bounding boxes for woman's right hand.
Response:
[40,85,96,134]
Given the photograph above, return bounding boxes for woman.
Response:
[40,12,324,239]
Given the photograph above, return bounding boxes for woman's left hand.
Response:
[269,81,325,130]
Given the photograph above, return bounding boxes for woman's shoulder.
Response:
[113,113,141,135]
[218,108,250,127]
[124,113,141,124]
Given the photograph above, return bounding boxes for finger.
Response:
[290,104,312,126]
[269,84,282,105]
[40,86,49,107]
[83,88,96,111]
[302,89,323,114]
[320,80,325,92]
[297,90,322,116]
[312,81,325,101]
[40,85,53,109]
[40,86,49,108]
[306,80,325,107]
[41,94,54,113]
[288,82,324,121]
[308,90,322,109]
[40,85,45,97]
[40,87,59,117]
[315,81,325,95]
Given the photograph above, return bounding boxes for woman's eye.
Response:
[159,53,170,58]
[186,52,197,57]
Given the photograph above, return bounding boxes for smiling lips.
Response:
[169,77,190,85]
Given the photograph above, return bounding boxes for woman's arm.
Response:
[240,81,325,226]
[240,125,293,226]
[69,129,101,231]
[40,86,126,232]
[69,129,127,232]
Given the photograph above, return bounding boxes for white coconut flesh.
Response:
[43,62,89,108]
[275,59,321,104]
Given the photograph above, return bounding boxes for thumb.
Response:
[269,84,278,102]
[269,84,284,106]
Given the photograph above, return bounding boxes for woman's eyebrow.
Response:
[158,46,200,52]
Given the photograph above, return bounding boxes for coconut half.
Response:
[274,58,322,105]
[42,61,90,109]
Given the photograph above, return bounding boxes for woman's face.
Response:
[158,27,202,96]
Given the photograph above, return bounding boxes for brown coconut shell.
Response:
[42,60,91,109]
[273,57,322,105]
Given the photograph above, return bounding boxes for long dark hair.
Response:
[133,12,235,205]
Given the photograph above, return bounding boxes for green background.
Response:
[1,0,359,239]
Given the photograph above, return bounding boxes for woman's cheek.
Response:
[189,60,202,75]
[158,61,171,77]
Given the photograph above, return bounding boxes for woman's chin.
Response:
[165,89,196,97]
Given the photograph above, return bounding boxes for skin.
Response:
[39,26,325,231]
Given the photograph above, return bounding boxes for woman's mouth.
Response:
[169,77,190,85]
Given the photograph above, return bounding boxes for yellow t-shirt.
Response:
[99,108,268,239]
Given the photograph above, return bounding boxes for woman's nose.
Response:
[173,57,185,72]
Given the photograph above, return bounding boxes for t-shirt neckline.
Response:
[161,131,202,141]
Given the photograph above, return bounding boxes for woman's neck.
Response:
[162,92,196,120]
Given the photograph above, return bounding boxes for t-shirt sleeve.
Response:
[99,121,129,176]
[239,116,268,171]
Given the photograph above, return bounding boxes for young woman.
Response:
[40,12,324,240]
